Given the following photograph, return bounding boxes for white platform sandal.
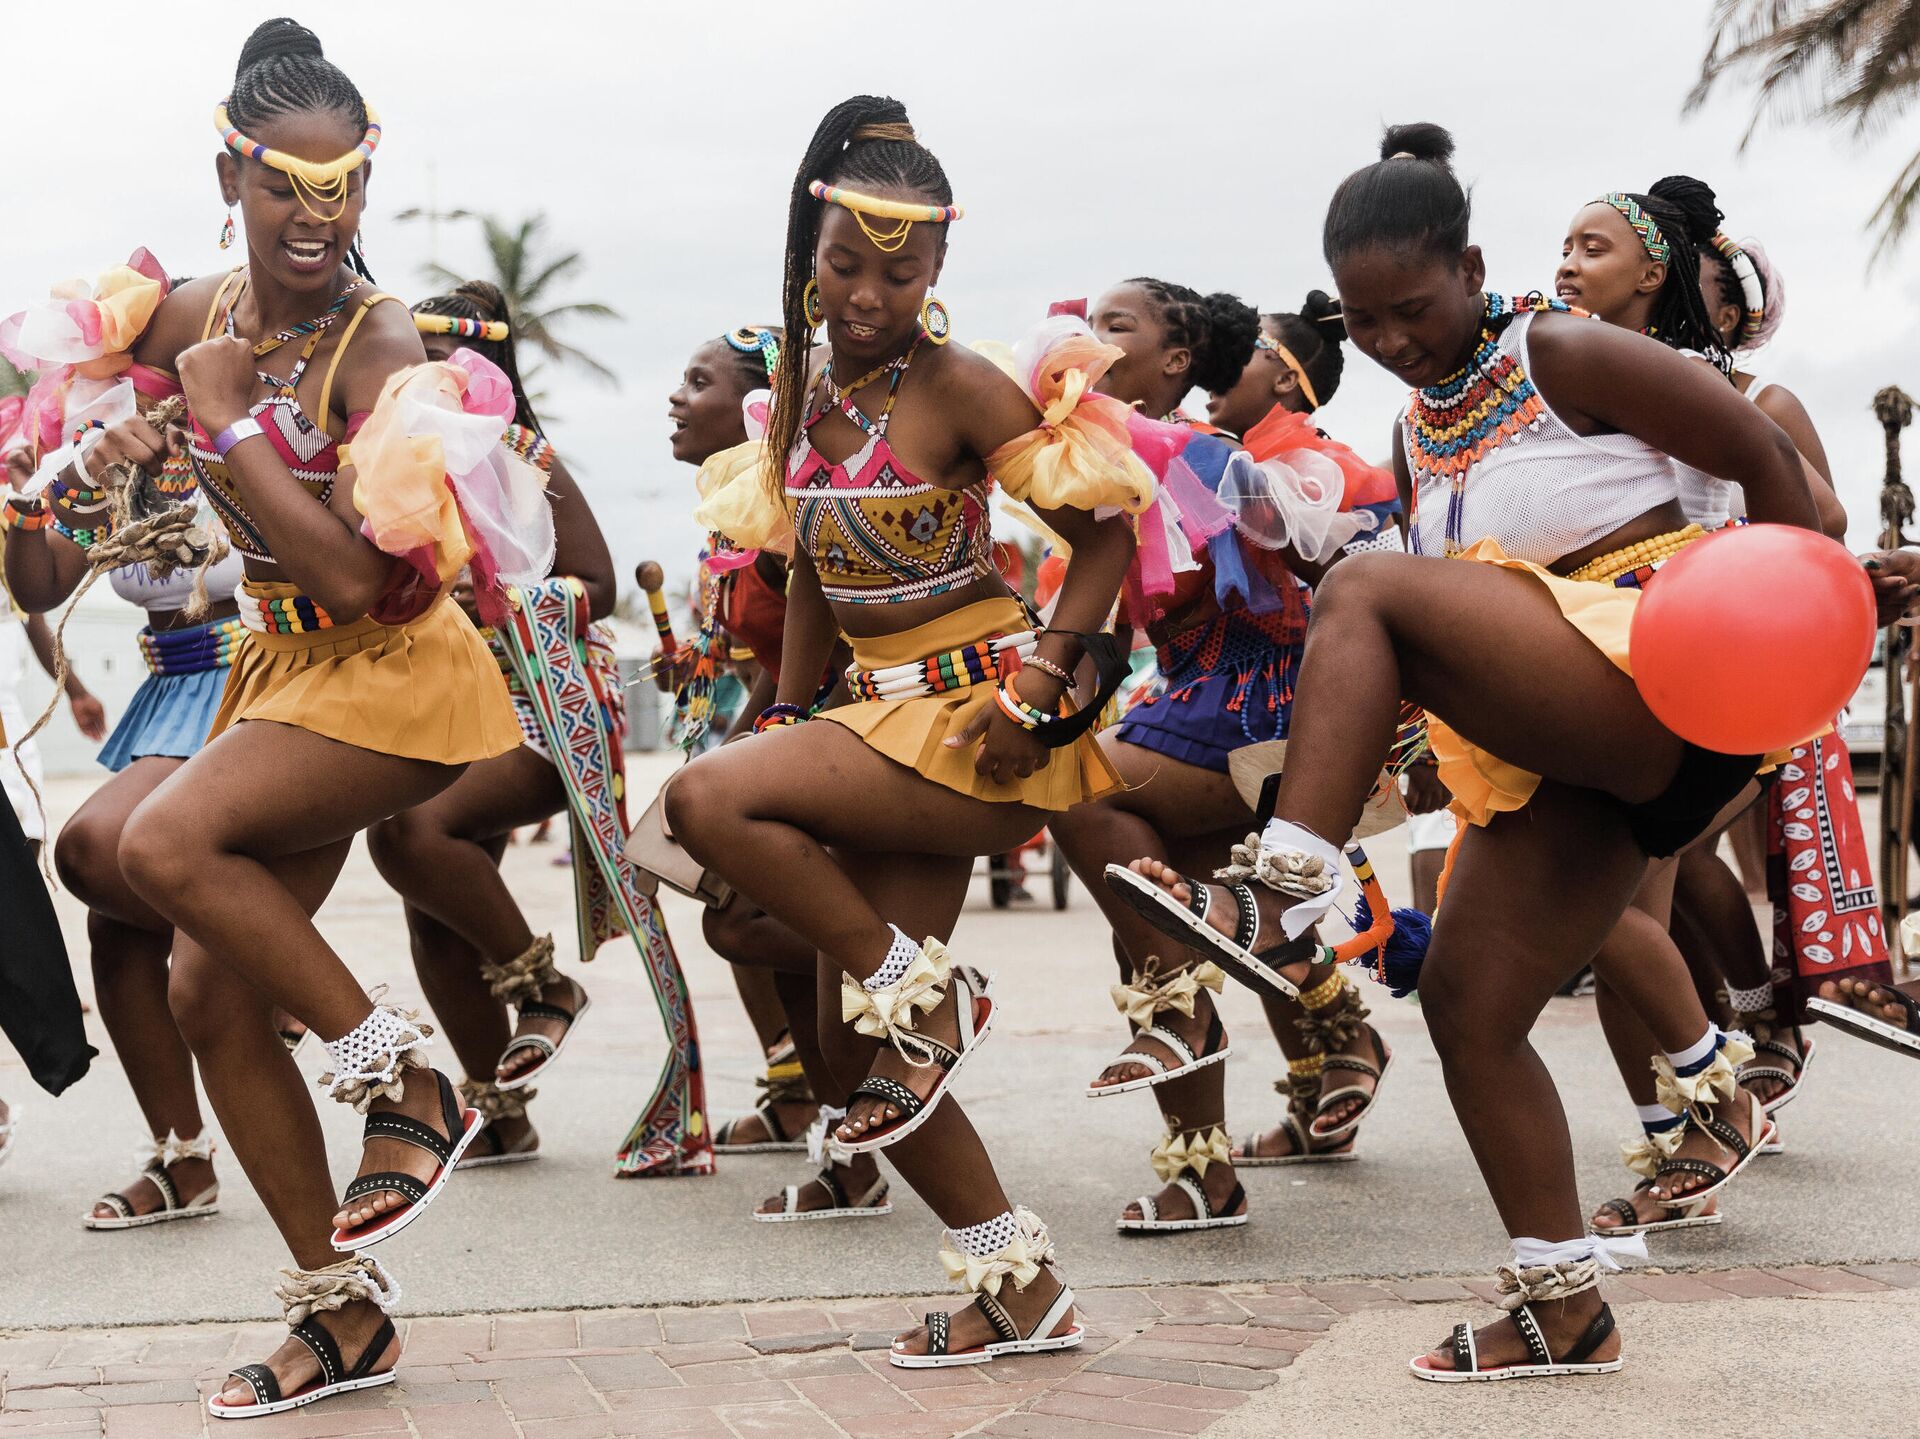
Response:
[1087,959,1230,1097]
[892,1208,1084,1369]
[84,1131,219,1230]
[1410,1238,1640,1383]
[1117,1126,1246,1233]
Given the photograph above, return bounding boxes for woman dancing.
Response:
[3,306,246,1228]
[54,19,527,1416]
[1108,124,1856,1381]
[672,94,1148,1365]
[366,281,615,1168]
[1052,280,1400,1233]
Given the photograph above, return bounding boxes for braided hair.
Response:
[1264,290,1349,408]
[227,18,375,281]
[766,96,953,492]
[1612,180,1731,374]
[1323,124,1471,265]
[721,327,785,391]
[1652,173,1784,354]
[1125,280,1260,397]
[413,282,541,432]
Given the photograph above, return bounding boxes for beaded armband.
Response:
[752,703,808,734]
[3,497,47,531]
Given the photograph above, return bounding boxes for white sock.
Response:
[1665,1028,1718,1075]
[1636,1103,1683,1134]
[865,925,919,992]
[952,1211,1017,1257]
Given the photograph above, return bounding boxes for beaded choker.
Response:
[1404,292,1575,557]
[216,101,382,223]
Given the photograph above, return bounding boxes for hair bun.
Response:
[452,279,510,322]
[853,121,916,143]
[1380,122,1455,167]
[1648,174,1723,244]
[1193,291,1260,396]
[1301,289,1347,345]
[237,16,324,75]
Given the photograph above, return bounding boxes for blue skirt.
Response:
[1113,608,1304,774]
[96,624,235,773]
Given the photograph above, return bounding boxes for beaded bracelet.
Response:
[752,703,809,734]
[993,674,1057,731]
[3,497,48,531]
[1024,654,1073,685]
[50,514,114,549]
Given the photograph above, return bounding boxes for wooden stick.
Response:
[636,561,677,657]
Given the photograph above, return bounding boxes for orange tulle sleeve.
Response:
[350,364,471,582]
[985,317,1155,515]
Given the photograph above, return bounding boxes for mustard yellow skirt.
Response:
[823,597,1124,811]
[209,583,522,766]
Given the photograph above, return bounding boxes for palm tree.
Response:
[1691,0,1920,262]
[396,209,621,383]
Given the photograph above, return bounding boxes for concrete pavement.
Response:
[2,760,1917,1333]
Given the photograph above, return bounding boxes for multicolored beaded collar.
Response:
[1405,292,1578,557]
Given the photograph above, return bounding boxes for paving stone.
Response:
[1844,1263,1920,1288]
[1131,1381,1248,1411]
[493,1373,606,1421]
[1246,1311,1338,1333]
[1029,1392,1219,1434]
[490,1314,581,1353]
[409,1401,522,1439]
[716,1400,844,1439]
[575,1313,665,1350]
[99,1403,203,1439]
[982,1412,1165,1439]
[658,1311,748,1345]
[1085,1354,1277,1392]
[1120,1340,1285,1372]
[746,1331,848,1356]
[653,1342,758,1368]
[1381,1279,1474,1304]
[840,1410,1015,1439]
[1300,1283,1395,1313]
[1071,1291,1165,1323]
[1766,1266,1889,1294]
[573,1351,679,1392]
[791,1372,916,1418]
[607,1380,793,1411]
[1619,1272,1729,1303]
[1696,1269,1812,1299]
[1143,1290,1247,1321]
[1055,1372,1159,1398]
[741,1308,836,1339]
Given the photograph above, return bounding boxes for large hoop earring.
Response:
[218,211,235,251]
[920,295,952,346]
[803,278,825,329]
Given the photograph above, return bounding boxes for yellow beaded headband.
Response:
[1255,335,1320,410]
[215,101,382,222]
[415,314,509,343]
[808,180,963,254]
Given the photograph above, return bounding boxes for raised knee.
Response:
[367,811,427,883]
[1412,955,1477,1059]
[1314,550,1398,616]
[117,802,193,914]
[166,955,227,1050]
[663,765,726,862]
[54,810,123,906]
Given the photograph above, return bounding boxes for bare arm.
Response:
[724,664,779,741]
[771,550,840,714]
[1529,317,1818,532]
[1753,384,1848,540]
[546,453,617,621]
[3,527,89,612]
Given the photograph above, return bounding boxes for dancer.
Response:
[367,281,616,1169]
[661,326,837,1171]
[4,339,245,1229]
[672,94,1150,1365]
[1107,124,1848,1381]
[44,19,533,1416]
[1051,281,1400,1232]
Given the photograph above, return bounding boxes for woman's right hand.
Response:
[89,415,176,474]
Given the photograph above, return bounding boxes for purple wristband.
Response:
[213,416,265,456]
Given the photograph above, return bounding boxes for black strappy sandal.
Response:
[1651,1091,1773,1211]
[1087,1010,1230,1097]
[1410,1303,1620,1382]
[1808,986,1920,1059]
[892,1285,1083,1369]
[839,966,994,1154]
[1308,1029,1394,1143]
[1102,865,1307,1001]
[209,1314,398,1418]
[754,1166,893,1223]
[1739,1031,1816,1115]
[495,983,593,1092]
[329,1070,484,1251]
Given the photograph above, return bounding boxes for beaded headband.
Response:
[1255,335,1320,410]
[808,180,963,254]
[415,313,509,343]
[1709,232,1766,345]
[1595,193,1670,265]
[725,326,781,378]
[216,101,382,222]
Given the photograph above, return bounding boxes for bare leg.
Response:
[705,901,822,1149]
[54,758,214,1220]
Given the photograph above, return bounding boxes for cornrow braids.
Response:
[227,18,376,282]
[413,281,542,433]
[1324,123,1471,265]
[1124,280,1258,397]
[1616,190,1732,375]
[765,95,953,495]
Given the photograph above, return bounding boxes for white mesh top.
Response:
[1403,312,1681,567]
[108,543,246,611]
[1675,380,1773,531]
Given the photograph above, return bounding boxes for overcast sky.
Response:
[11,0,1918,594]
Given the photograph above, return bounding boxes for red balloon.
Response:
[1630,524,1876,754]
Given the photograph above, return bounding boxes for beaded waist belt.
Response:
[848,629,1038,702]
[138,617,245,676]
[1565,524,1705,589]
[234,581,336,634]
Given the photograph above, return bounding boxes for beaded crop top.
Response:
[185,271,387,563]
[784,345,993,605]
[1401,294,1679,568]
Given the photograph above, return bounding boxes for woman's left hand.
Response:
[1865,549,1920,627]
[176,336,260,436]
[947,702,1049,786]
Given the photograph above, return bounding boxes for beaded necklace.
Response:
[239,277,367,359]
[1404,292,1575,557]
[817,333,924,437]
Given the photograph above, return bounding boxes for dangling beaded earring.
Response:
[803,278,825,329]
[920,295,952,345]
[218,211,236,251]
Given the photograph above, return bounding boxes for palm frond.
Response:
[1869,144,1920,263]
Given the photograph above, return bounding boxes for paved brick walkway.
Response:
[4,1263,1918,1437]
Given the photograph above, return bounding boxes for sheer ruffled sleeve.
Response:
[1212,407,1399,562]
[985,316,1155,515]
[351,348,555,624]
[0,249,169,381]
[691,438,793,556]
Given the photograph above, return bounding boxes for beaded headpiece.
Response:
[808,181,963,254]
[1709,232,1766,346]
[1594,193,1670,265]
[725,326,781,379]
[216,101,382,223]
[1255,335,1320,410]
[415,314,509,343]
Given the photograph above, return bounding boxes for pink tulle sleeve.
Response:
[0,249,168,380]
[986,316,1155,515]
[350,349,555,625]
